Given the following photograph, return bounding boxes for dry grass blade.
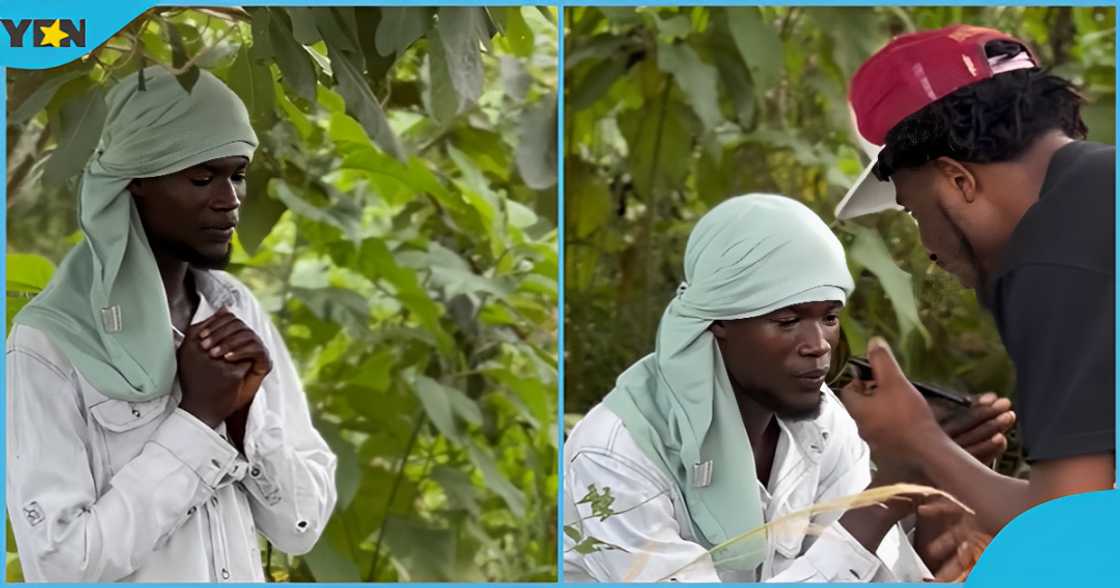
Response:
[656,483,970,581]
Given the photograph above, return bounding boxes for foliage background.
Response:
[5,6,558,582]
[564,5,1115,477]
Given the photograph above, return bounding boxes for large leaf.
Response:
[166,22,200,93]
[269,10,318,103]
[226,44,275,129]
[378,515,456,581]
[10,68,89,125]
[515,93,558,190]
[657,41,722,131]
[375,8,433,56]
[237,164,286,254]
[434,8,488,112]
[466,441,527,518]
[564,159,612,239]
[325,42,406,160]
[617,99,697,200]
[43,86,108,189]
[725,7,782,100]
[7,254,56,292]
[845,223,931,344]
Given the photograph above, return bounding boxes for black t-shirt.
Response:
[984,140,1115,462]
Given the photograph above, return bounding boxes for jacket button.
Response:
[221,568,230,579]
[250,466,261,478]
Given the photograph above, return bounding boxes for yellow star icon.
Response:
[39,19,70,48]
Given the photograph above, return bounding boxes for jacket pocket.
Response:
[89,395,172,474]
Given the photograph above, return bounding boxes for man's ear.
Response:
[932,157,978,204]
[710,320,727,340]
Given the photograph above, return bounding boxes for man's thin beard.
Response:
[151,237,232,270]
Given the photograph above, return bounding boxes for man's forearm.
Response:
[912,433,1029,533]
[840,501,909,554]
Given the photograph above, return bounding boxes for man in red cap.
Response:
[836,24,1114,535]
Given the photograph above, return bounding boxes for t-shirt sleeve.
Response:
[995,263,1115,461]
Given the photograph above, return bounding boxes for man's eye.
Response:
[823,314,840,325]
[232,174,247,183]
[190,177,213,187]
[774,317,799,327]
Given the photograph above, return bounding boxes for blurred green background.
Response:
[6,6,557,582]
[563,5,1115,478]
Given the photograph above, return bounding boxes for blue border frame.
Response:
[2,1,1119,586]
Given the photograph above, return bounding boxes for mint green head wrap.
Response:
[14,68,258,402]
[604,194,855,572]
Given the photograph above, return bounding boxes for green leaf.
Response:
[658,41,722,131]
[410,373,459,441]
[563,525,583,542]
[286,7,322,45]
[500,7,535,58]
[291,287,371,332]
[44,86,108,189]
[655,14,692,41]
[430,465,481,516]
[10,68,89,125]
[226,45,275,129]
[237,165,286,254]
[378,516,456,581]
[271,180,362,241]
[515,93,557,190]
[564,160,611,239]
[326,41,406,161]
[375,8,433,56]
[725,7,782,99]
[166,23,200,93]
[467,440,527,517]
[568,56,626,111]
[844,223,931,344]
[269,10,318,103]
[7,254,56,292]
[436,7,488,108]
[618,99,697,199]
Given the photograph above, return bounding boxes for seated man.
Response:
[563,194,1009,582]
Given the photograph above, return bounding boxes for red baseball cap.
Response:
[836,25,1039,220]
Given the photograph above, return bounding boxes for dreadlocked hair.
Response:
[874,39,1088,181]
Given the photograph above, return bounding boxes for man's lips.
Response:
[201,224,237,241]
[794,368,829,380]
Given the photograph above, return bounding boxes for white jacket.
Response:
[563,389,930,582]
[6,270,337,582]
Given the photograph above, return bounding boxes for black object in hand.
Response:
[846,357,972,407]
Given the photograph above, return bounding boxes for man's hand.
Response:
[177,308,272,428]
[839,337,944,468]
[935,393,1015,466]
[178,310,252,427]
[197,307,272,410]
[914,495,991,579]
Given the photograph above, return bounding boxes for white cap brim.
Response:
[835,160,902,220]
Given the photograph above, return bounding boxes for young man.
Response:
[563,194,1012,582]
[835,25,1115,534]
[6,69,337,581]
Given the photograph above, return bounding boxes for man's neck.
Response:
[735,390,780,483]
[990,131,1074,230]
[154,250,197,331]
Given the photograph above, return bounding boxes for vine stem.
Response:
[366,410,426,581]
